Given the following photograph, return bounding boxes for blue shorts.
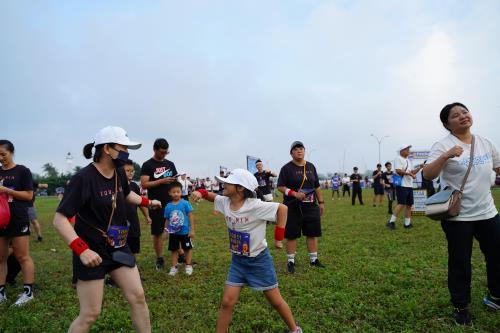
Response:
[396,186,414,206]
[226,248,278,291]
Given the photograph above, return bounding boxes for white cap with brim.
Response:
[215,168,258,193]
[398,144,412,152]
[94,126,142,149]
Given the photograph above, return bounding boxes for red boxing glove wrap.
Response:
[140,196,150,207]
[69,237,89,256]
[198,189,209,199]
[285,189,296,197]
[274,226,285,241]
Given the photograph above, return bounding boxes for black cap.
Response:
[290,141,305,152]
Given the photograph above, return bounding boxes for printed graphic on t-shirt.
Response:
[153,167,173,179]
[107,225,129,248]
[300,188,315,203]
[166,210,185,233]
[228,228,250,255]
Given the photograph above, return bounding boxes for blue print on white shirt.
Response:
[460,153,491,167]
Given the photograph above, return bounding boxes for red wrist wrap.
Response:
[198,189,209,199]
[140,196,150,207]
[274,226,285,241]
[69,237,89,256]
[285,189,296,197]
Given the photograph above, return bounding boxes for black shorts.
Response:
[168,234,193,251]
[284,202,322,239]
[150,207,166,236]
[373,184,384,195]
[127,236,140,254]
[72,245,133,281]
[396,186,414,206]
[0,215,30,238]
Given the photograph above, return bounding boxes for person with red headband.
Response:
[191,168,302,333]
[53,126,161,333]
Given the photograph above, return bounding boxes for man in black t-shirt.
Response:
[350,167,363,206]
[254,159,277,202]
[372,164,384,207]
[382,161,396,214]
[140,138,178,270]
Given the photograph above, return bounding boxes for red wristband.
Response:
[198,189,209,199]
[285,189,296,197]
[140,196,150,207]
[274,226,285,241]
[69,237,89,256]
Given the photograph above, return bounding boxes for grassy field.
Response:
[1,189,500,332]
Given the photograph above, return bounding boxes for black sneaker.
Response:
[310,259,326,268]
[483,293,500,310]
[386,222,395,230]
[37,236,43,242]
[155,257,165,270]
[404,223,413,229]
[452,307,472,326]
[178,254,186,264]
[287,261,295,274]
[105,277,117,288]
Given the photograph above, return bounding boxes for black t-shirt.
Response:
[0,165,33,224]
[350,173,363,188]
[372,170,383,185]
[127,182,141,238]
[277,161,320,204]
[140,158,177,203]
[382,171,395,189]
[56,163,131,256]
[254,171,273,195]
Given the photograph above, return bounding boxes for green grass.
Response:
[1,190,500,332]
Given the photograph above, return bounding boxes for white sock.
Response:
[287,254,295,263]
[404,218,411,226]
[389,215,397,223]
[309,252,318,263]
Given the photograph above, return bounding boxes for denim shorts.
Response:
[226,248,278,291]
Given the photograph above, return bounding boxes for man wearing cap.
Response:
[350,167,363,206]
[177,172,192,201]
[387,145,423,230]
[254,159,277,202]
[140,138,178,270]
[278,141,326,273]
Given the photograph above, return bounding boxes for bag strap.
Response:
[459,135,475,193]
[298,161,307,191]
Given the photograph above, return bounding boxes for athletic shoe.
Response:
[185,265,193,276]
[404,223,413,229]
[168,266,178,276]
[387,222,395,230]
[13,292,33,306]
[289,326,303,333]
[155,257,165,270]
[452,307,472,326]
[178,254,186,264]
[105,277,117,288]
[287,261,295,274]
[483,293,500,310]
[37,236,43,242]
[310,259,326,268]
[0,293,7,305]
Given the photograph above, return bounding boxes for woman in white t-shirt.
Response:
[424,102,500,325]
[191,169,302,333]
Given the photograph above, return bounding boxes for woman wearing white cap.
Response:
[191,169,302,333]
[53,126,161,333]
[424,102,500,325]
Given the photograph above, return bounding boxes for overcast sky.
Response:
[1,0,499,178]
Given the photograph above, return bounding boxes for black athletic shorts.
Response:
[73,245,134,281]
[0,216,30,238]
[284,202,321,239]
[373,184,384,195]
[127,236,140,254]
[150,206,166,236]
[396,186,414,206]
[168,233,193,251]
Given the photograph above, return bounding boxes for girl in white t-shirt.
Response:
[192,169,302,333]
[424,102,500,326]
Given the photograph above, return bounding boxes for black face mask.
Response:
[112,150,129,168]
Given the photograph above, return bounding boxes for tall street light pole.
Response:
[370,134,389,164]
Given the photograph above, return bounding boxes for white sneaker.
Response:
[0,292,7,305]
[185,265,193,276]
[168,266,178,276]
[13,292,33,306]
[290,326,303,333]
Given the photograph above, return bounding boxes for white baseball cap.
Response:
[398,144,412,152]
[215,168,258,193]
[94,126,142,149]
